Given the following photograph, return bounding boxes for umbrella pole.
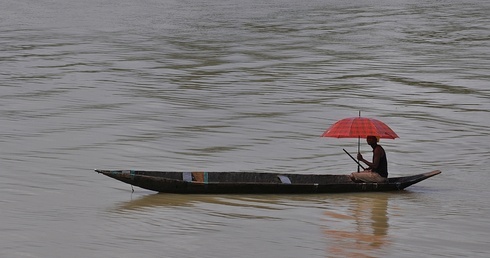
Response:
[357,136,360,172]
[357,110,361,172]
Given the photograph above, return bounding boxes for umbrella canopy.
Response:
[321,117,399,139]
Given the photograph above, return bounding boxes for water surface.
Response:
[1,0,489,257]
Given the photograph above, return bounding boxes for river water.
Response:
[1,0,489,257]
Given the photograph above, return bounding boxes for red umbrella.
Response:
[321,117,398,139]
[321,115,398,171]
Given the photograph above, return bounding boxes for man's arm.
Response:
[357,147,382,170]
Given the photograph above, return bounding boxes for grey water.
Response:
[1,0,489,257]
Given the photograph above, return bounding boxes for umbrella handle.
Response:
[343,149,366,171]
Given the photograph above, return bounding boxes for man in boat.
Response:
[351,136,388,183]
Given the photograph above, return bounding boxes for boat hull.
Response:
[95,170,441,194]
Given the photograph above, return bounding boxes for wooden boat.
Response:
[95,169,441,194]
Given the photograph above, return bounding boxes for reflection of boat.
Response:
[113,193,294,212]
[95,169,441,194]
[115,194,206,211]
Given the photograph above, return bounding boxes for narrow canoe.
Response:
[95,169,441,194]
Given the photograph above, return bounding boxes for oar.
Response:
[343,148,366,170]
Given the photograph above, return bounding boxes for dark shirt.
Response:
[372,145,388,178]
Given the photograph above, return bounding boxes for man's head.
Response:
[366,136,379,146]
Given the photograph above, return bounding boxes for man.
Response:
[351,136,388,183]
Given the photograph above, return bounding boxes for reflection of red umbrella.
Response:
[321,117,398,139]
[321,115,398,171]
